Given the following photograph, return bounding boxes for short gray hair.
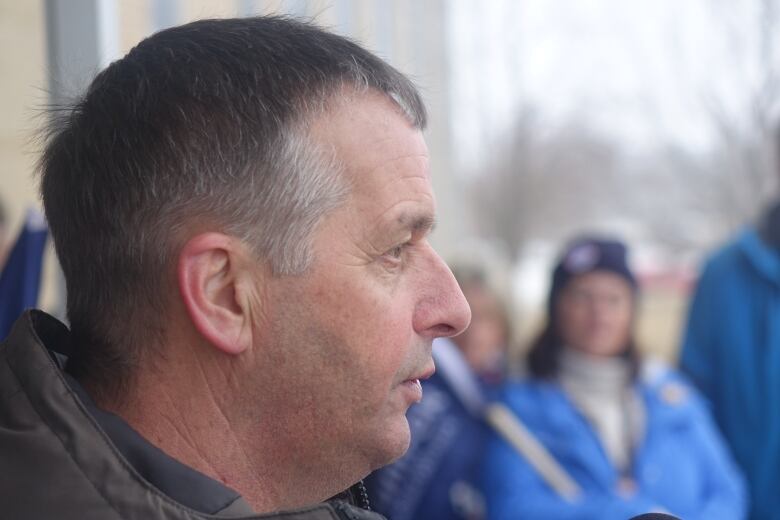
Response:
[39,16,427,399]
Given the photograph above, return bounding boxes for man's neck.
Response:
[88,332,364,513]
[95,357,289,513]
[67,373,247,514]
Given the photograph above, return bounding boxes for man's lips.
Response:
[407,363,436,384]
[401,378,423,400]
[400,363,436,403]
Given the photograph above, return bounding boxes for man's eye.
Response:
[381,244,408,267]
[388,245,404,259]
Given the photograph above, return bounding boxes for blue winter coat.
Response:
[681,228,780,520]
[482,366,746,520]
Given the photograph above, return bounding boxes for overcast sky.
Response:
[448,0,777,171]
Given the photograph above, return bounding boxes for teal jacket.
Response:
[681,228,780,520]
[482,366,746,519]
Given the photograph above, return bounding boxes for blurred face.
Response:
[556,271,634,357]
[248,92,471,485]
[453,284,508,375]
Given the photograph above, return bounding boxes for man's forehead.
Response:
[309,90,435,239]
[310,91,428,164]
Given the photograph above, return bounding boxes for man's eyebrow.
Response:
[397,213,437,235]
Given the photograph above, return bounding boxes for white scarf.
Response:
[558,348,646,473]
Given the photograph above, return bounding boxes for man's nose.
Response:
[413,246,472,339]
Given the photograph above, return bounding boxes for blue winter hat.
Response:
[548,237,637,313]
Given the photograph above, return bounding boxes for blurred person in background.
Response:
[482,237,745,520]
[0,207,48,339]
[451,267,511,390]
[366,266,511,520]
[681,198,780,520]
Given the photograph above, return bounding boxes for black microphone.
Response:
[629,514,682,520]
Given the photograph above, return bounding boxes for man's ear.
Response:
[177,232,258,355]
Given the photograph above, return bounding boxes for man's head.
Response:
[40,16,429,390]
[39,16,470,506]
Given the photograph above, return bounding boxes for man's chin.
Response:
[369,419,411,470]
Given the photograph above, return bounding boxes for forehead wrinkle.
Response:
[348,150,428,181]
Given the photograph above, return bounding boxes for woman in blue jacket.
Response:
[482,237,746,520]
